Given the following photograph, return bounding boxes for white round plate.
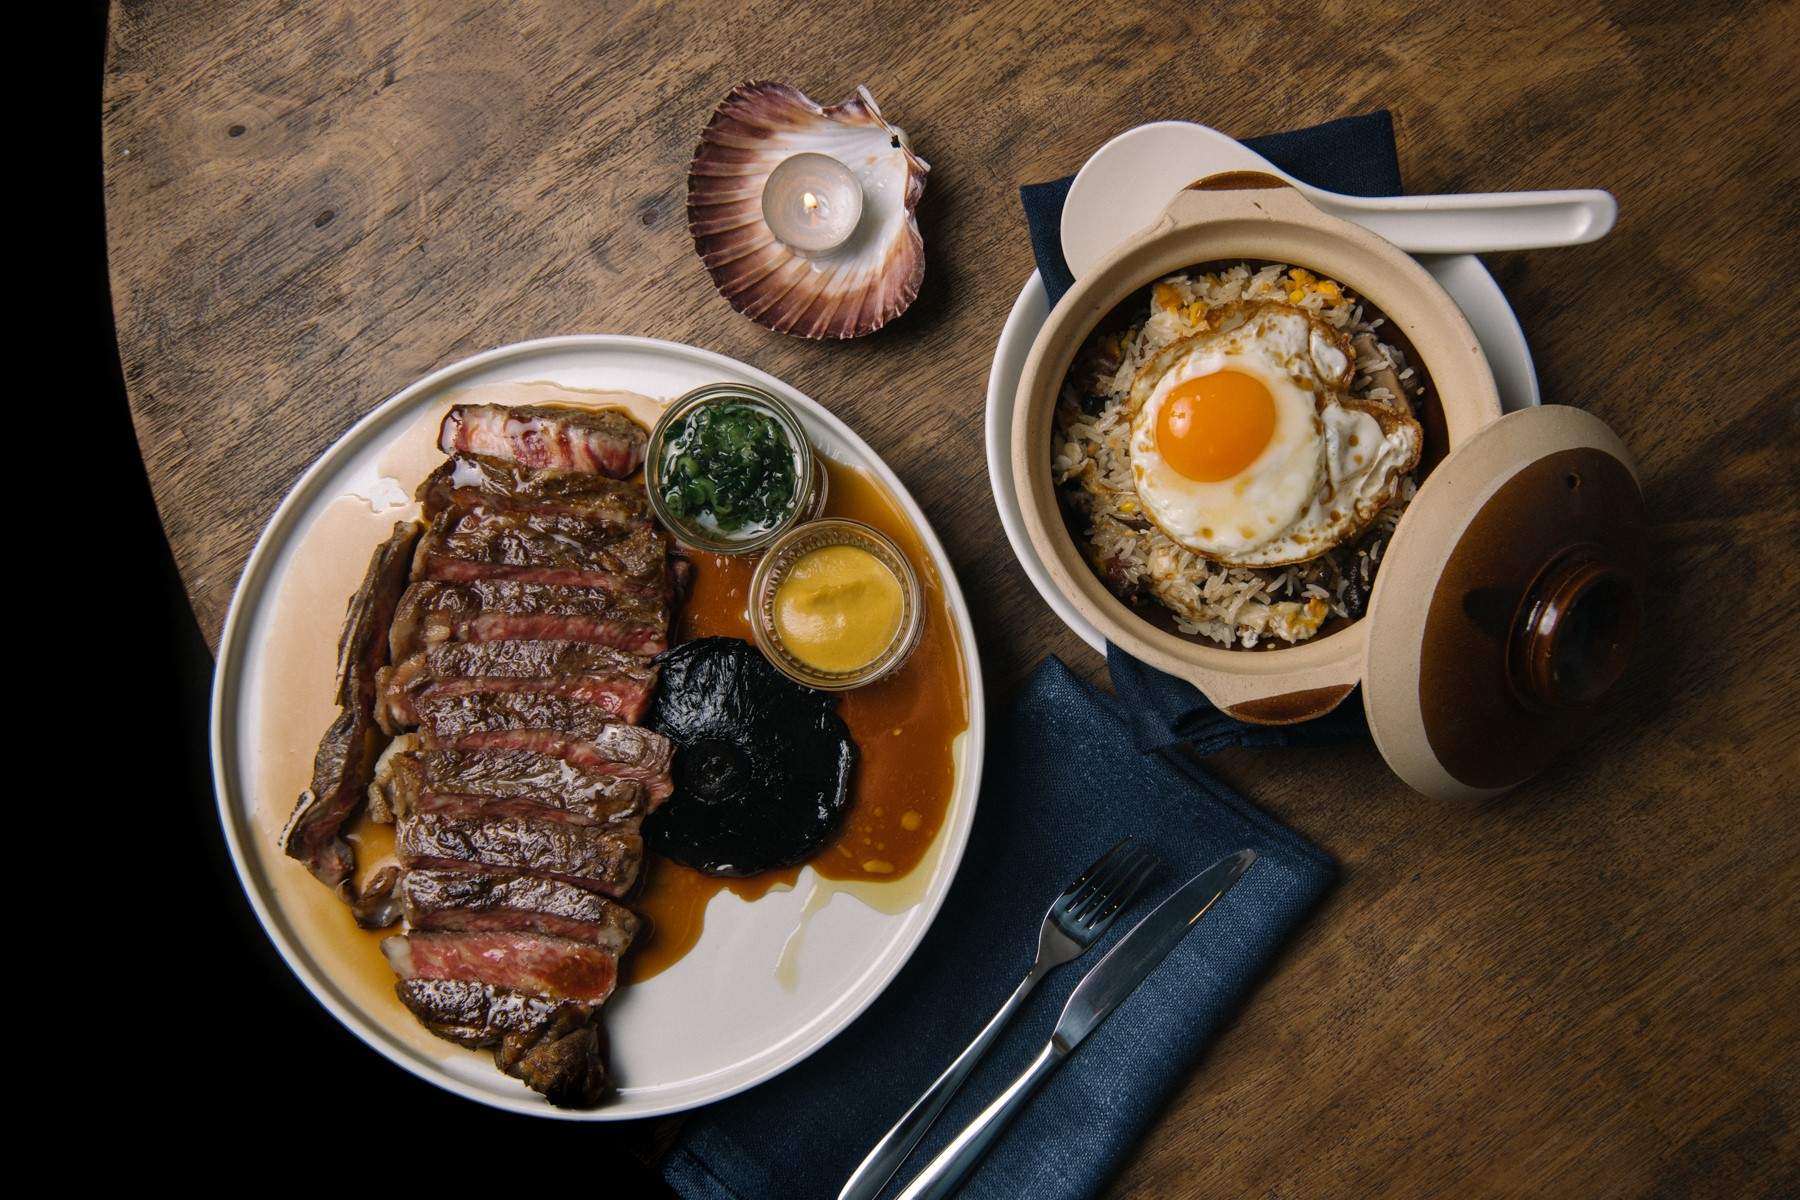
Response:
[213,335,985,1119]
[988,123,1541,654]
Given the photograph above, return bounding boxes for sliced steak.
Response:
[439,403,647,478]
[447,726,674,802]
[419,455,651,523]
[282,520,422,890]
[395,977,589,1047]
[415,505,669,584]
[511,1024,607,1108]
[403,868,640,950]
[377,640,658,733]
[395,978,605,1107]
[416,692,645,746]
[294,403,674,1108]
[384,930,621,1002]
[389,578,669,661]
[411,791,607,827]
[373,747,649,826]
[412,510,669,597]
[421,559,665,593]
[397,808,644,895]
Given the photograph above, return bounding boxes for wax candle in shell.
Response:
[761,152,865,254]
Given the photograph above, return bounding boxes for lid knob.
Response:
[1506,544,1642,711]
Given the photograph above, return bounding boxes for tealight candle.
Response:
[761,152,864,255]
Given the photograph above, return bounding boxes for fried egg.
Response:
[1127,302,1421,567]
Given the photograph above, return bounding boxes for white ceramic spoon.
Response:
[1060,121,1616,279]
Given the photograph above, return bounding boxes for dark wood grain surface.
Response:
[105,2,1798,1195]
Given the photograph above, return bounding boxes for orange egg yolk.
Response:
[1156,370,1277,481]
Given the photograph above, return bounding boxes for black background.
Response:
[90,7,673,1188]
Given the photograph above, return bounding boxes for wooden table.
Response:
[105,2,1798,1194]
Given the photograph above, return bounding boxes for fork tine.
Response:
[1070,845,1147,924]
[1061,837,1131,901]
[1068,860,1121,923]
[1087,853,1159,929]
[1061,839,1133,914]
[1065,849,1137,928]
[1087,845,1159,928]
[1080,841,1137,913]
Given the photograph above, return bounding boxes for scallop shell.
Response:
[687,81,929,339]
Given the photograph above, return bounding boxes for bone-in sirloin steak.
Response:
[282,400,671,1107]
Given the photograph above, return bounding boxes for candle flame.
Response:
[802,191,819,212]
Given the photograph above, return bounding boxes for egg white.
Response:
[1128,304,1421,567]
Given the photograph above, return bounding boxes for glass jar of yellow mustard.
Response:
[749,519,923,690]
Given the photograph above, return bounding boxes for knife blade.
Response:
[894,848,1257,1200]
[1052,847,1256,1052]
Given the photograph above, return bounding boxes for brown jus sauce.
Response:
[625,456,969,983]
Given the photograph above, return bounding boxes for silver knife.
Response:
[894,849,1257,1200]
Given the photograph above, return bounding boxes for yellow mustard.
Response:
[773,544,903,673]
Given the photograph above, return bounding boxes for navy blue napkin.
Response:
[1020,110,1403,309]
[1024,112,1401,755]
[1106,643,1368,755]
[663,658,1335,1200]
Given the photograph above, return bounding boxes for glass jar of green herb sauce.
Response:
[646,383,823,555]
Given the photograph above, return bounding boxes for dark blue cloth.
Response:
[1106,643,1368,756]
[663,658,1336,1200]
[1020,110,1403,309]
[1024,111,1402,755]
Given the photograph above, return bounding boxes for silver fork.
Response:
[838,838,1161,1200]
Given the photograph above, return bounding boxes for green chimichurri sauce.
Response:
[659,402,798,536]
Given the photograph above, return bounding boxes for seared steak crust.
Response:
[403,869,640,950]
[416,691,644,744]
[376,640,658,733]
[395,978,608,1107]
[420,455,651,523]
[513,1025,607,1107]
[416,507,669,588]
[445,726,674,800]
[389,578,668,661]
[396,977,588,1045]
[373,748,649,825]
[283,520,422,889]
[397,809,643,895]
[404,639,657,681]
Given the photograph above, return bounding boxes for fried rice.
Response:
[1051,263,1425,648]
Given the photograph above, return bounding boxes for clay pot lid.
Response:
[1362,405,1648,801]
